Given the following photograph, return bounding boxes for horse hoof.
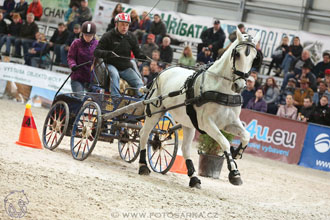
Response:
[189,176,201,189]
[138,164,151,175]
[228,170,243,186]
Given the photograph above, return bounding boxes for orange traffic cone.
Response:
[16,104,42,149]
[170,149,187,174]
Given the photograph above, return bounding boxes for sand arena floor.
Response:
[0,99,329,220]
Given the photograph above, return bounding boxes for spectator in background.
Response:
[267,36,289,76]
[0,12,8,38]
[24,32,47,66]
[246,88,267,113]
[312,81,330,106]
[0,13,21,56]
[49,23,70,65]
[10,0,28,20]
[198,20,226,60]
[250,70,261,89]
[141,34,158,58]
[65,2,79,31]
[228,23,246,43]
[69,0,80,8]
[60,24,81,66]
[197,47,214,65]
[280,36,303,76]
[145,61,162,85]
[326,69,330,92]
[309,95,330,126]
[263,77,280,114]
[278,78,296,105]
[281,50,314,91]
[293,78,314,110]
[1,0,15,19]
[296,63,317,91]
[139,49,160,72]
[241,76,256,108]
[289,50,314,75]
[129,10,139,33]
[297,96,314,122]
[134,11,151,42]
[143,14,166,45]
[159,36,173,63]
[27,0,42,21]
[77,0,92,24]
[313,52,330,82]
[142,65,150,85]
[106,3,122,32]
[178,46,196,67]
[276,94,297,120]
[68,21,98,92]
[14,13,38,58]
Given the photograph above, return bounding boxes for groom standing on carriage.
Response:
[94,12,147,98]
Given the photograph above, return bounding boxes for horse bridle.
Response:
[231,41,258,82]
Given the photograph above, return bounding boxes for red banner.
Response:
[233,109,308,164]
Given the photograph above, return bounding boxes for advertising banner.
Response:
[0,62,72,93]
[298,124,330,172]
[232,109,308,164]
[38,0,97,24]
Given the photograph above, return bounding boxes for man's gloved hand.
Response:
[71,65,78,71]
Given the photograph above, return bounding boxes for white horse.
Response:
[138,29,261,188]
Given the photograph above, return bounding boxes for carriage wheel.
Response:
[42,101,69,150]
[70,101,102,161]
[118,122,141,163]
[147,115,178,174]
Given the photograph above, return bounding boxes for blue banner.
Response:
[299,124,330,172]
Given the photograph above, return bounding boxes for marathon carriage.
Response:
[42,60,181,174]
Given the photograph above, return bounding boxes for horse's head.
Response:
[230,28,262,93]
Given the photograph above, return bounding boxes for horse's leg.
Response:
[181,126,201,189]
[138,112,164,175]
[225,122,250,160]
[204,120,242,186]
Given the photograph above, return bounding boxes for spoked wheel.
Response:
[70,101,102,161]
[42,101,69,150]
[147,115,178,174]
[118,122,141,163]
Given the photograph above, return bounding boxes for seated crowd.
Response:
[0,2,329,127]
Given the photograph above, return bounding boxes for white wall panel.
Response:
[249,0,304,7]
[312,0,330,11]
[307,21,330,36]
[187,4,237,20]
[129,0,178,11]
[245,13,300,30]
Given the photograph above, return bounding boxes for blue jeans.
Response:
[71,80,88,93]
[60,45,68,65]
[107,65,144,98]
[281,54,295,76]
[0,35,16,54]
[15,38,34,56]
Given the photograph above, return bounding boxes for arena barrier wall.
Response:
[298,124,330,172]
[232,109,308,164]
